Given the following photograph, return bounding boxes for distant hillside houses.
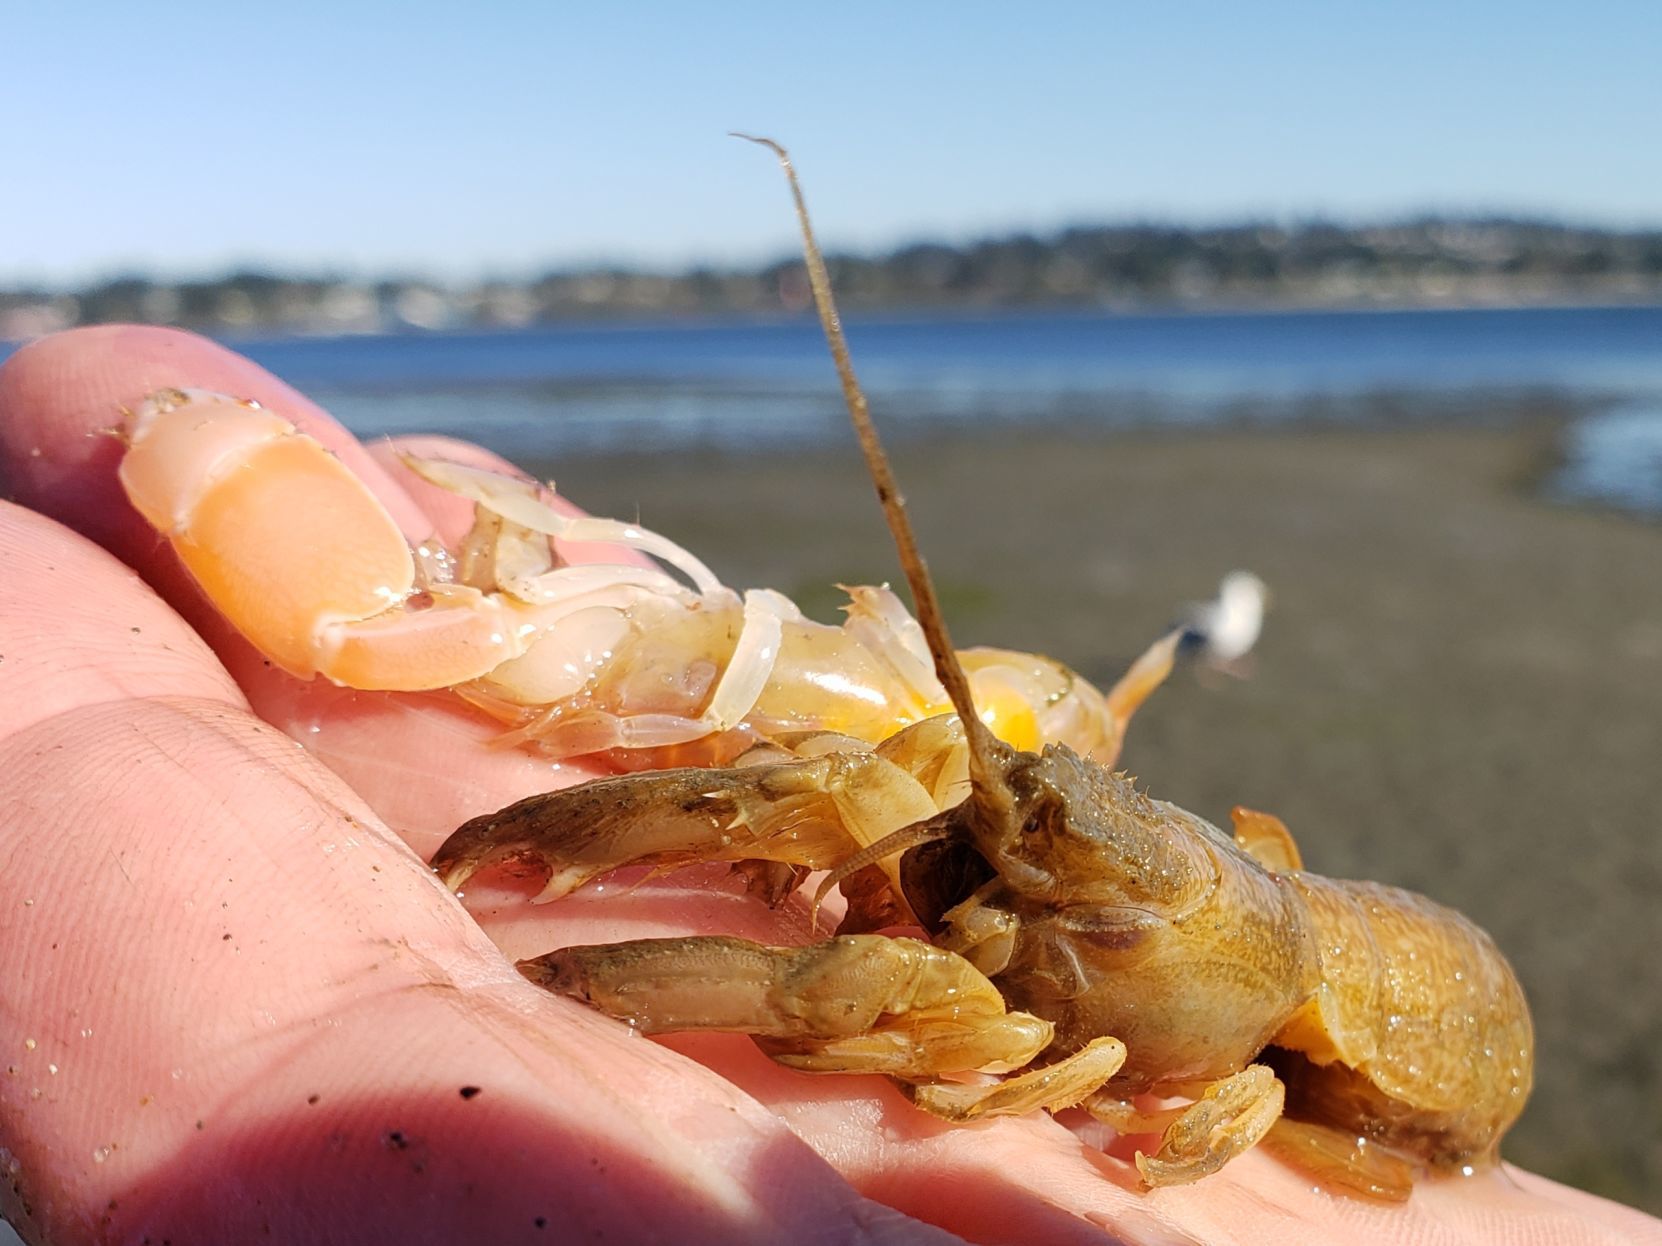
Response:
[5,218,1661,340]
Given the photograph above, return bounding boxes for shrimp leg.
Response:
[898,1037,1128,1120]
[1261,1118,1416,1202]
[526,934,1126,1111]
[431,742,944,902]
[523,934,1122,1098]
[1229,805,1305,872]
[1129,1065,1286,1189]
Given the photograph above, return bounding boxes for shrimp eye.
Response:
[1017,810,1057,840]
[1019,792,1064,837]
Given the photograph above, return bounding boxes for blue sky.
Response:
[7,1,1661,283]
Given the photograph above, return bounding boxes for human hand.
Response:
[1,326,1655,1245]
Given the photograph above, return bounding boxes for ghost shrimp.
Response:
[116,387,1205,770]
[431,138,1534,1201]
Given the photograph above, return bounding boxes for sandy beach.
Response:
[541,419,1662,1212]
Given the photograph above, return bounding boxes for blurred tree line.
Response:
[6,218,1662,339]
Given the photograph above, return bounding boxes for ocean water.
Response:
[5,304,1661,511]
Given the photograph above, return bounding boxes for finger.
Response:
[0,325,433,566]
[0,329,614,860]
[0,498,950,1245]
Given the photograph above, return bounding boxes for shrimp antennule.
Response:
[738,133,1014,820]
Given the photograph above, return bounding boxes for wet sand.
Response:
[539,420,1662,1212]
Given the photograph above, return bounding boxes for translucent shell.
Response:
[118,388,1137,764]
[121,389,530,688]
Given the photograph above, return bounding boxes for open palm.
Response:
[0,326,1653,1245]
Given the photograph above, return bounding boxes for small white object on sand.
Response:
[1179,571,1269,669]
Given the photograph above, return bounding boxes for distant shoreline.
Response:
[7,216,1662,340]
[9,293,1662,353]
[9,291,1662,348]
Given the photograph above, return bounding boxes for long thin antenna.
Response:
[736,135,1010,808]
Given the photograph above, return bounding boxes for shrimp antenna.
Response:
[736,134,1011,811]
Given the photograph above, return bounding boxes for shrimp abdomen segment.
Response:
[1273,874,1534,1164]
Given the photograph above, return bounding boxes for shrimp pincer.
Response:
[433,138,1535,1202]
[117,389,1167,767]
